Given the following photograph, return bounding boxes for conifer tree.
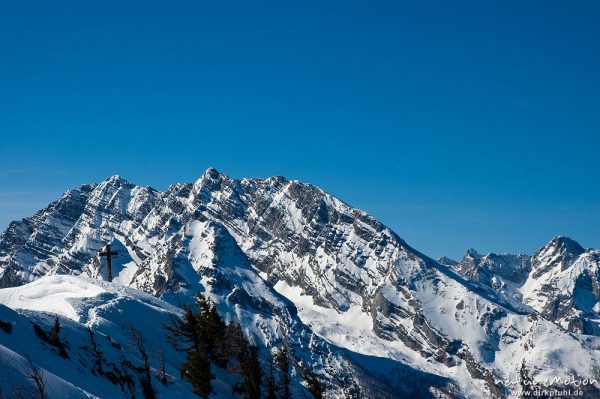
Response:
[48,316,61,344]
[164,294,269,399]
[183,350,212,398]
[87,327,104,375]
[265,350,277,399]
[164,308,200,353]
[155,347,168,385]
[344,381,362,399]
[237,343,261,399]
[129,326,155,399]
[195,294,226,364]
[164,294,227,398]
[275,343,291,399]
[223,322,246,365]
[302,367,324,399]
[224,322,262,399]
[519,361,535,399]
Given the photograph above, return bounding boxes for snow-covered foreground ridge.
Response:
[0,168,599,398]
[0,275,191,398]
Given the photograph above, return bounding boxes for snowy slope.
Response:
[0,275,198,398]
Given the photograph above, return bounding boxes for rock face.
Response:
[1,168,600,398]
[523,237,600,335]
[452,236,600,335]
[454,249,531,302]
[437,256,459,268]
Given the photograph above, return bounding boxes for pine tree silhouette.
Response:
[164,296,217,398]
[48,316,61,345]
[265,350,277,399]
[302,367,324,399]
[275,343,291,399]
[238,343,262,399]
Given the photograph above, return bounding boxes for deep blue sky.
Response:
[1,1,599,259]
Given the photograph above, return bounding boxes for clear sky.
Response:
[0,1,599,259]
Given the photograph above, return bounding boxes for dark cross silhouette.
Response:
[99,244,118,282]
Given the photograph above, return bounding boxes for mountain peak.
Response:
[531,236,585,277]
[437,256,459,267]
[465,248,481,258]
[202,166,224,179]
[102,174,130,186]
[195,167,228,185]
[546,235,585,254]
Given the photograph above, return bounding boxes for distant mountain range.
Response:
[1,168,599,398]
[438,236,599,335]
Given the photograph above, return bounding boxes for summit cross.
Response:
[99,244,118,282]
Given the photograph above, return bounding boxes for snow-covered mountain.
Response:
[452,237,600,336]
[1,168,599,398]
[523,237,600,335]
